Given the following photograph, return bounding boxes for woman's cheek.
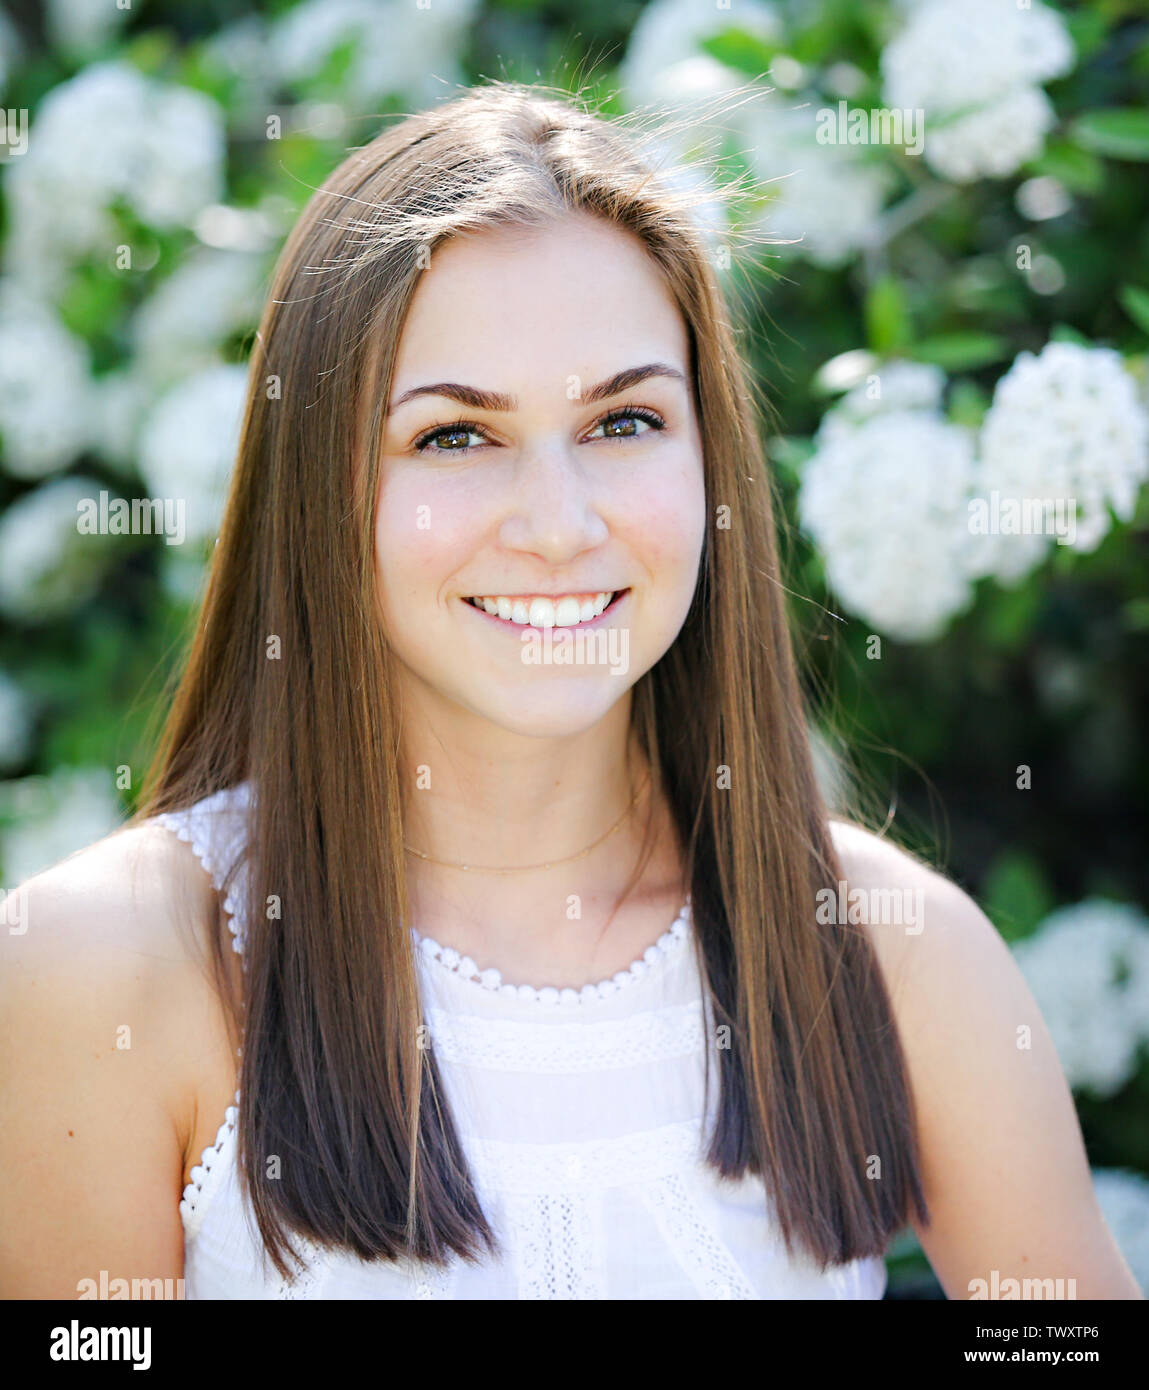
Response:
[377,474,468,600]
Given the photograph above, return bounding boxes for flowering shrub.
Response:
[0,0,1147,1297]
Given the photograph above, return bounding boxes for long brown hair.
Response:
[137,80,929,1281]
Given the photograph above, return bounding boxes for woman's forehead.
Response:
[390,221,688,391]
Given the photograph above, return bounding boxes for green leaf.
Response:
[698,30,778,79]
[1026,140,1105,196]
[948,379,990,429]
[864,276,910,354]
[769,435,815,485]
[1064,11,1110,60]
[1119,285,1149,338]
[1070,109,1149,162]
[982,850,1056,944]
[1122,597,1149,632]
[1050,322,1092,346]
[982,576,1042,648]
[911,333,1010,372]
[123,28,177,77]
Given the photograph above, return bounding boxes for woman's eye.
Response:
[414,423,487,453]
[589,408,665,441]
[412,406,665,455]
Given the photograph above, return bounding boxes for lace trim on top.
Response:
[180,1091,240,1240]
[155,785,253,956]
[413,900,692,1005]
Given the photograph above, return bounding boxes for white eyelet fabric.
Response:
[156,784,888,1300]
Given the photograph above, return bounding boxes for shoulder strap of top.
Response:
[155,782,253,955]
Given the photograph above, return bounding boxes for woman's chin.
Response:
[458,679,633,740]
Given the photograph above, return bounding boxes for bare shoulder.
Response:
[828,817,1141,1299]
[3,819,218,968]
[0,820,232,1297]
[827,818,992,997]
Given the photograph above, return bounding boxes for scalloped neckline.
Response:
[411,898,692,1005]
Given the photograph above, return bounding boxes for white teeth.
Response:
[528,597,555,628]
[554,597,581,627]
[468,591,618,629]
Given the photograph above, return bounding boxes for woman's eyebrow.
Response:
[389,362,687,413]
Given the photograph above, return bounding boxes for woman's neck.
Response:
[397,692,684,978]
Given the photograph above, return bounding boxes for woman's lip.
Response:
[460,589,630,632]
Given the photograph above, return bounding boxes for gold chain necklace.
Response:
[403,775,649,873]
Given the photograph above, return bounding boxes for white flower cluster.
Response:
[815,361,947,444]
[1092,1169,1149,1295]
[882,0,1076,182]
[971,342,1149,579]
[1012,900,1149,1099]
[798,344,1149,641]
[44,0,131,57]
[798,384,977,642]
[0,766,123,886]
[138,364,249,551]
[739,101,894,269]
[0,57,267,618]
[619,0,890,268]
[269,0,480,108]
[619,0,782,116]
[0,476,115,623]
[4,62,226,295]
[0,283,93,479]
[128,247,269,394]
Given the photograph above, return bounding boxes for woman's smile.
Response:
[460,588,630,630]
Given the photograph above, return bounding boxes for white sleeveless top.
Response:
[155,785,887,1300]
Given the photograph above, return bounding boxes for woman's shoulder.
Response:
[0,817,239,1155]
[826,824,1141,1299]
[827,817,994,987]
[0,819,241,1294]
[2,817,222,979]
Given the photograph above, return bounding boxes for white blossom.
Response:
[740,101,894,267]
[45,0,131,56]
[130,247,268,390]
[270,0,480,108]
[0,669,33,772]
[923,87,1059,184]
[798,408,977,641]
[882,0,1075,182]
[969,342,1149,582]
[0,767,123,885]
[89,369,153,473]
[0,476,115,622]
[816,361,947,446]
[620,2,891,267]
[0,283,93,478]
[1012,900,1149,1099]
[1092,1170,1149,1295]
[4,63,225,292]
[618,0,782,113]
[200,17,277,126]
[137,365,248,547]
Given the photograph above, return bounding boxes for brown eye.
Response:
[414,422,487,453]
[591,407,665,441]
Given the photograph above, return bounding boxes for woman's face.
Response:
[375,212,706,738]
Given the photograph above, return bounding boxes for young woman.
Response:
[1,83,1139,1301]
